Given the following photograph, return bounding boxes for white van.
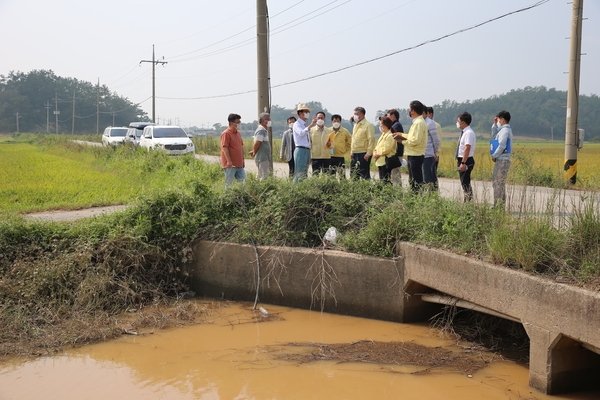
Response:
[139,125,195,155]
[125,121,155,147]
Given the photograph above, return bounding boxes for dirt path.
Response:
[25,205,128,222]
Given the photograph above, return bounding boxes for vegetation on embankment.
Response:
[0,134,599,358]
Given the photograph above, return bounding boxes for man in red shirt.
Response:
[220,113,246,187]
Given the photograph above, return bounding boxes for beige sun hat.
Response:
[292,103,314,114]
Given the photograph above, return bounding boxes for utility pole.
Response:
[15,112,21,133]
[54,93,60,134]
[256,0,272,170]
[564,0,584,184]
[140,45,167,123]
[45,101,51,132]
[96,78,100,134]
[72,89,76,134]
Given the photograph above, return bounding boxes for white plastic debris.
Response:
[259,307,269,316]
[401,158,407,168]
[324,227,339,244]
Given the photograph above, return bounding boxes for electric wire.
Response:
[155,6,254,46]
[168,0,346,63]
[271,0,417,60]
[157,0,549,101]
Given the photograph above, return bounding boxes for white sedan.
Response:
[139,125,195,155]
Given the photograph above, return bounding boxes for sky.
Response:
[1,0,599,129]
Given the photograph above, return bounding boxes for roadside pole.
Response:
[564,0,584,184]
[140,45,167,124]
[257,0,273,171]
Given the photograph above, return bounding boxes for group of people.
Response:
[219,102,513,208]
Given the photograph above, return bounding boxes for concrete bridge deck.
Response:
[186,241,600,395]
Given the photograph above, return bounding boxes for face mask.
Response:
[456,122,461,129]
[288,123,294,129]
[304,112,310,119]
[496,120,502,127]
[237,123,242,131]
[266,120,272,128]
[332,122,341,129]
[353,115,360,123]
[379,126,384,133]
[316,119,325,127]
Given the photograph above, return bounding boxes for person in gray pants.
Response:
[491,110,513,209]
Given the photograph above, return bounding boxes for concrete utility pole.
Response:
[54,93,60,134]
[140,45,167,123]
[15,112,21,133]
[45,101,51,132]
[564,0,584,184]
[72,89,76,134]
[256,0,272,170]
[96,79,100,134]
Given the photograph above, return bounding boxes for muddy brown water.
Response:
[0,301,598,399]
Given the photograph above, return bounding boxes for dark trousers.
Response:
[287,159,295,177]
[351,153,371,180]
[423,156,438,190]
[330,156,346,178]
[457,157,475,201]
[407,155,424,192]
[311,158,331,175]
[378,165,392,184]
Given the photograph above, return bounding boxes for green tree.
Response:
[0,70,149,133]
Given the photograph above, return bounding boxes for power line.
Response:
[157,0,549,101]
[270,0,418,60]
[156,6,254,47]
[168,0,346,64]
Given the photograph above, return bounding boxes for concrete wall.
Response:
[187,241,407,321]
[186,240,600,395]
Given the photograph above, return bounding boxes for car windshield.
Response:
[135,130,143,138]
[111,129,127,137]
[152,127,188,138]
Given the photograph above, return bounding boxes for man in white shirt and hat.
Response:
[292,103,317,183]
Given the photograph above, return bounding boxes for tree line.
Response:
[0,70,148,134]
[2,70,598,141]
[394,86,600,140]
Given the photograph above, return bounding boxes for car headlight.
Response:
[187,142,193,147]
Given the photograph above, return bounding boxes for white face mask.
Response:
[332,122,341,129]
[266,120,272,128]
[237,123,242,131]
[316,119,325,127]
[304,112,310,119]
[379,126,384,133]
[354,115,361,123]
[456,121,461,129]
[496,119,503,127]
[288,123,294,129]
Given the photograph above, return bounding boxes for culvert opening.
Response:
[418,293,529,363]
[429,303,530,363]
